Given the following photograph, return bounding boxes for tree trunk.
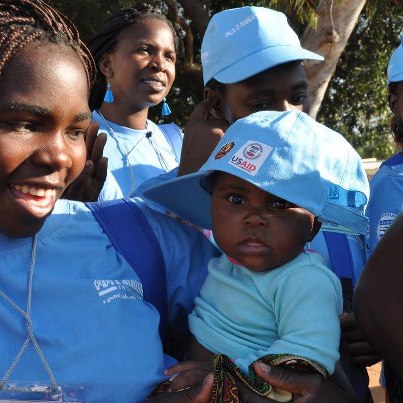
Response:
[301,0,367,118]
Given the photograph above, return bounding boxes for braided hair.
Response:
[0,0,95,90]
[88,4,178,111]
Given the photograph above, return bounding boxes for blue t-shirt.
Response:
[190,252,342,375]
[0,198,217,402]
[93,111,182,199]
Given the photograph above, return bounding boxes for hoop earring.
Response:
[104,80,114,103]
[161,97,171,116]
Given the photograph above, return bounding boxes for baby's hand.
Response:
[164,361,213,392]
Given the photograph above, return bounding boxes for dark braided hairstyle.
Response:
[88,4,179,111]
[0,0,95,90]
[389,82,403,147]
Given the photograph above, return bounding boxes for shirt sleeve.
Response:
[367,171,403,255]
[134,168,179,212]
[235,265,342,375]
[134,198,220,336]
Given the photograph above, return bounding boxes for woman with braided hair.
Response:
[88,5,183,200]
[0,0,219,401]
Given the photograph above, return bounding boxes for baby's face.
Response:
[211,172,320,272]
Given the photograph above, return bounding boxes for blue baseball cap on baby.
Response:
[201,6,324,85]
[387,34,403,84]
[143,111,369,235]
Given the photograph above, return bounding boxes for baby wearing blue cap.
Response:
[144,110,369,401]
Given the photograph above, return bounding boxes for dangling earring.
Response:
[104,80,114,103]
[161,97,171,116]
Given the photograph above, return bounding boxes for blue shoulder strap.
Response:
[382,153,403,167]
[86,199,168,346]
[323,231,356,313]
[158,123,183,164]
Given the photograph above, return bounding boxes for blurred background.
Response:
[49,0,403,162]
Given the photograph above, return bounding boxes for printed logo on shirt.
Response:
[229,140,273,176]
[93,279,143,304]
[377,212,396,241]
[215,141,235,160]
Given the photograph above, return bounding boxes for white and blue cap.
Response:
[201,6,324,85]
[387,34,403,84]
[144,111,369,235]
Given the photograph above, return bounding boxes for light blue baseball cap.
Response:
[201,6,324,85]
[387,34,403,84]
[143,111,369,235]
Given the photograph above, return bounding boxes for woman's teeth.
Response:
[13,184,56,197]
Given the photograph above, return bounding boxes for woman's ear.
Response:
[307,217,322,242]
[204,87,226,120]
[99,53,113,78]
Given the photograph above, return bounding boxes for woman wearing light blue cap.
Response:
[144,110,369,401]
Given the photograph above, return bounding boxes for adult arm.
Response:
[354,213,403,378]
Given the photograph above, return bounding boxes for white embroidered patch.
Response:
[93,279,143,304]
[229,140,272,176]
[377,212,396,241]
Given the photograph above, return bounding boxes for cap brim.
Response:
[213,45,324,84]
[143,170,214,229]
[388,71,403,84]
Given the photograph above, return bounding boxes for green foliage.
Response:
[317,1,403,159]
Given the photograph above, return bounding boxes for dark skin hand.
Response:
[145,373,213,403]
[177,95,229,176]
[340,312,381,367]
[152,361,359,403]
[63,121,108,202]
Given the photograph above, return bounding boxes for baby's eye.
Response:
[270,200,291,209]
[227,194,245,205]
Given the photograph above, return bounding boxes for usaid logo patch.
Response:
[229,140,272,176]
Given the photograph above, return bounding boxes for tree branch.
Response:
[176,0,209,36]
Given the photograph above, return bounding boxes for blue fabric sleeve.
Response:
[133,198,219,332]
[367,169,403,255]
[98,170,123,201]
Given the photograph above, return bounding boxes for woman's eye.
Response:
[137,46,150,54]
[227,194,245,205]
[164,51,176,61]
[11,122,37,132]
